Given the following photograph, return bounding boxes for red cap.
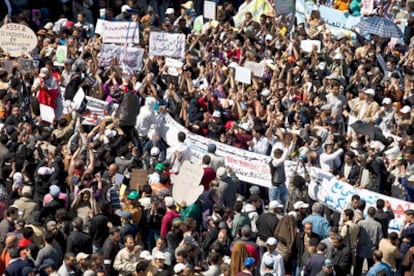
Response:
[66,21,74,29]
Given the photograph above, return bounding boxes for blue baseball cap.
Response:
[244,257,255,268]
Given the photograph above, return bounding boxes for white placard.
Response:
[149,32,186,58]
[39,104,55,123]
[120,47,144,72]
[99,44,122,67]
[204,1,216,20]
[244,61,264,77]
[115,173,124,185]
[235,66,252,84]
[165,57,184,68]
[102,21,139,44]
[171,161,204,205]
[73,87,85,109]
[300,40,321,53]
[0,23,37,57]
[95,19,105,35]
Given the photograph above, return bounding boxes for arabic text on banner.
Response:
[102,21,139,44]
[149,32,186,58]
[160,113,412,231]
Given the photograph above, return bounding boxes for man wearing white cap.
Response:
[260,237,284,276]
[352,88,379,122]
[256,201,281,248]
[373,97,394,133]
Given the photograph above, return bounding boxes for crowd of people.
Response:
[2,0,414,275]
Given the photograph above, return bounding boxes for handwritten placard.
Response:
[204,1,216,20]
[102,21,139,44]
[120,47,144,72]
[99,44,122,67]
[0,24,37,57]
[39,104,55,123]
[244,61,264,77]
[149,32,186,58]
[235,66,252,84]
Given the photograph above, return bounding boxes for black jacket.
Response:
[66,230,93,255]
[332,244,352,275]
[374,208,395,238]
[116,91,140,127]
[256,212,279,241]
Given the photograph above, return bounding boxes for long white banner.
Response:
[160,114,412,231]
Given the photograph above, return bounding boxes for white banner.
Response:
[308,168,411,232]
[102,21,139,44]
[160,114,412,231]
[149,32,186,58]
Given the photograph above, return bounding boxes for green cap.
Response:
[155,163,165,172]
[127,190,139,200]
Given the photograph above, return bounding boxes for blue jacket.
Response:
[302,214,331,239]
[367,262,391,276]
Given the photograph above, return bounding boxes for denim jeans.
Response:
[269,183,288,207]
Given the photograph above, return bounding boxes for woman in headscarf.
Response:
[70,188,99,232]
[230,242,250,276]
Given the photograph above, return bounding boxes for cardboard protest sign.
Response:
[17,58,34,73]
[235,66,252,84]
[130,169,148,190]
[102,21,139,44]
[244,61,264,77]
[0,24,37,57]
[39,104,55,123]
[204,1,216,20]
[300,40,321,53]
[171,161,204,205]
[149,32,186,58]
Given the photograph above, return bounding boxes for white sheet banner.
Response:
[102,21,139,44]
[160,114,412,231]
[308,168,412,231]
[149,32,186,58]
